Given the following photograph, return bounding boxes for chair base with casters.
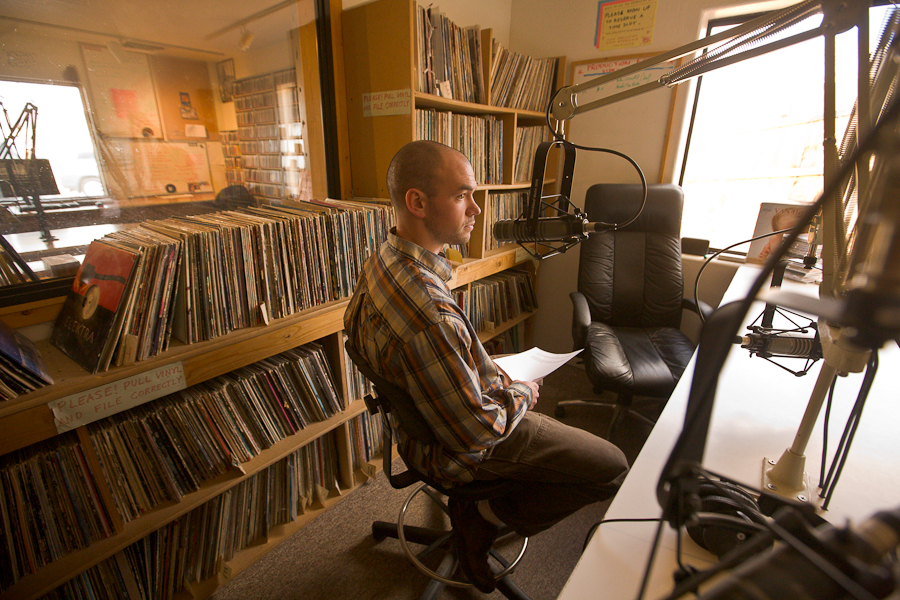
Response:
[344,342,532,599]
[370,482,531,600]
[554,389,660,440]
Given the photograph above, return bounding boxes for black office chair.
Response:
[214,184,255,209]
[555,183,712,439]
[344,342,531,600]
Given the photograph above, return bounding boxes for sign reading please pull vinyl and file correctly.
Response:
[362,88,411,117]
[50,362,187,433]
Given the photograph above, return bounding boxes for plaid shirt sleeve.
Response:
[397,316,531,457]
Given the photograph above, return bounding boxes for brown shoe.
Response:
[448,498,499,593]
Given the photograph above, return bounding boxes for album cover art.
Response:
[51,240,140,373]
[0,318,54,400]
[746,203,809,264]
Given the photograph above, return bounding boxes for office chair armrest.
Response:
[683,297,714,321]
[570,291,591,349]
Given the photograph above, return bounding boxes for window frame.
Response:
[675,3,889,256]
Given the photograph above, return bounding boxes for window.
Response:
[678,5,893,253]
[1,80,104,199]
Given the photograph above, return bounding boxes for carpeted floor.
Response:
[209,362,663,600]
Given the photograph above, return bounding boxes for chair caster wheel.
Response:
[555,406,566,418]
[372,523,388,542]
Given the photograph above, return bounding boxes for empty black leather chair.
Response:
[555,183,710,438]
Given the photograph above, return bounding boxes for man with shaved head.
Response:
[345,140,628,592]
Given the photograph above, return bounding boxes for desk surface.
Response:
[558,265,900,600]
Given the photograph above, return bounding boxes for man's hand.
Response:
[515,380,540,410]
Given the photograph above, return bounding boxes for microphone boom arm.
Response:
[515,139,591,260]
[549,0,863,122]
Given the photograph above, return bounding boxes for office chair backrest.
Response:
[578,183,685,329]
[345,341,440,490]
[344,342,437,445]
[345,341,526,499]
[214,184,254,209]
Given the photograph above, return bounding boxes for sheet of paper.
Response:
[493,347,582,382]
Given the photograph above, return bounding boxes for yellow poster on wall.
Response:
[595,0,658,51]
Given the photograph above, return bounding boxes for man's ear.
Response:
[405,188,427,218]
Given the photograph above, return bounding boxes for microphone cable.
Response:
[542,99,648,230]
[819,351,879,510]
[692,227,795,324]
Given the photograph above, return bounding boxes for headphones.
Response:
[685,478,772,558]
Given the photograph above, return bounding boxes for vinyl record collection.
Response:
[414,4,560,113]
[463,268,537,336]
[89,342,342,523]
[488,41,560,112]
[415,5,487,103]
[485,191,528,252]
[48,198,394,374]
[344,334,374,407]
[513,125,551,183]
[0,341,343,594]
[415,108,504,185]
[482,327,523,357]
[0,432,116,592]
[348,411,384,472]
[40,431,341,600]
[0,319,53,401]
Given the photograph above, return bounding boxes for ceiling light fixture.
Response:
[239,27,254,51]
[106,40,127,63]
[205,0,294,41]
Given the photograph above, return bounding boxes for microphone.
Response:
[492,213,604,244]
[736,332,822,360]
[696,505,900,600]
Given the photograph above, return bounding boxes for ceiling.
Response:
[0,0,317,61]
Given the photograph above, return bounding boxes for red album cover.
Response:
[51,240,139,373]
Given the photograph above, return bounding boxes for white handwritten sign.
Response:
[51,362,187,432]
[572,55,678,97]
[362,88,412,117]
[596,0,658,51]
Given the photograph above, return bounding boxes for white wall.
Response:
[507,0,781,352]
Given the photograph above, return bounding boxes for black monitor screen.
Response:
[0,159,60,197]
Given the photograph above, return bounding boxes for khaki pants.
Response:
[474,412,629,537]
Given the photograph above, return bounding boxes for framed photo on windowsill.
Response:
[217,59,236,103]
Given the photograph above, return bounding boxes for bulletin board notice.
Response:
[570,53,679,100]
[106,139,214,197]
[569,53,682,182]
[81,43,163,139]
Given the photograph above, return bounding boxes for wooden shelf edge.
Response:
[477,310,536,344]
[0,299,350,422]
[0,408,358,600]
[449,248,533,289]
[413,91,547,119]
[177,490,349,600]
[343,397,370,419]
[478,178,557,192]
